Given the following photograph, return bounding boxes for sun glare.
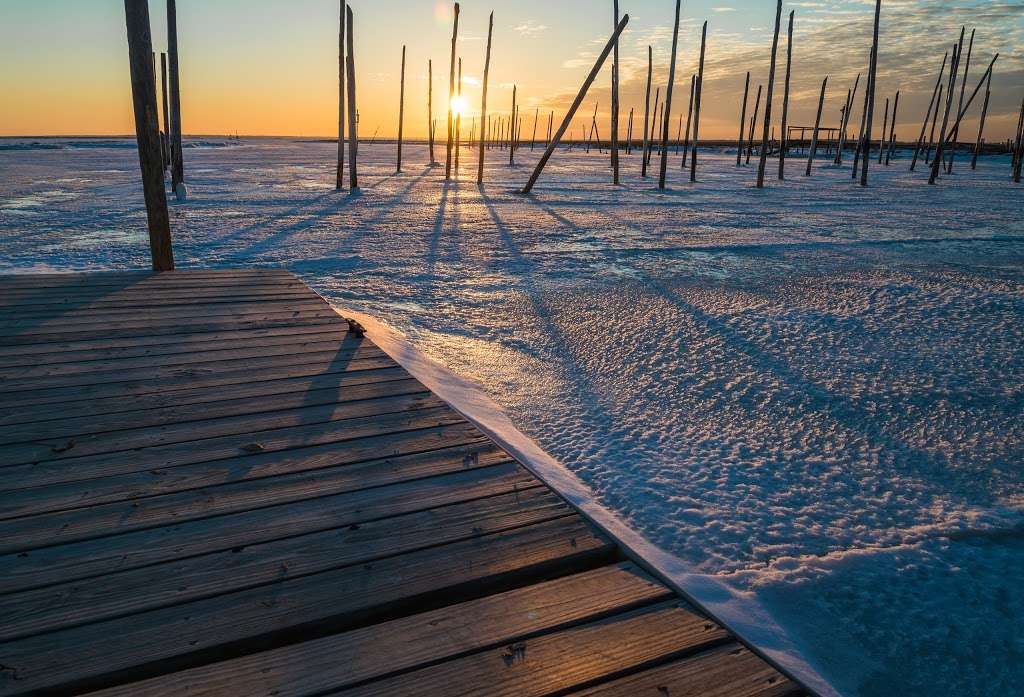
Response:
[451,96,468,117]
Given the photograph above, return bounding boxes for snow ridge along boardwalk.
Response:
[0,269,801,697]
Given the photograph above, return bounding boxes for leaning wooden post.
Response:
[805,75,828,176]
[641,46,653,177]
[428,59,435,164]
[611,0,621,183]
[682,74,695,169]
[124,0,174,271]
[455,57,462,170]
[736,71,750,166]
[948,28,974,174]
[689,21,707,183]
[522,14,629,194]
[336,2,346,188]
[166,0,185,195]
[778,10,794,179]
[971,68,992,170]
[1014,96,1024,182]
[859,0,881,187]
[657,0,683,188]
[925,82,944,164]
[444,2,460,180]
[160,52,170,170]
[626,108,633,153]
[647,88,660,168]
[929,42,962,184]
[910,52,946,171]
[885,90,899,165]
[835,74,859,164]
[547,111,553,145]
[878,97,889,164]
[397,45,406,173]
[477,11,493,184]
[346,5,358,189]
[747,84,762,164]
[531,109,539,151]
[756,0,783,188]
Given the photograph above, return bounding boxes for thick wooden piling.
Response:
[971,68,992,170]
[397,45,406,173]
[611,0,621,184]
[806,75,828,176]
[1014,96,1024,182]
[756,0,783,188]
[166,0,185,193]
[346,5,358,189]
[682,75,695,169]
[445,2,460,180]
[689,21,707,183]
[124,0,174,271]
[910,52,946,171]
[860,0,881,187]
[522,14,629,193]
[747,84,762,164]
[778,10,794,179]
[658,0,683,189]
[160,52,170,171]
[477,11,493,184]
[641,46,653,178]
[737,72,750,166]
[336,2,346,189]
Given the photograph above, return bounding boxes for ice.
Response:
[1,137,1021,696]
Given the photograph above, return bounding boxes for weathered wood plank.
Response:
[568,643,799,697]
[88,564,672,697]
[0,439,506,590]
[0,517,614,696]
[335,601,729,697]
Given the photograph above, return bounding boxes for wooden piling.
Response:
[336,2,346,189]
[531,108,539,151]
[689,21,707,183]
[397,45,406,173]
[428,60,436,165]
[611,0,621,184]
[641,46,653,177]
[124,0,174,271]
[522,14,629,193]
[925,82,944,164]
[166,0,185,192]
[445,2,460,180]
[626,108,633,154]
[852,50,872,179]
[878,97,889,164]
[910,52,946,171]
[929,41,962,184]
[455,57,462,170]
[477,11,493,184]
[835,74,859,164]
[778,10,794,179]
[747,84,762,164]
[1014,96,1024,182]
[547,111,553,145]
[682,74,695,169]
[860,0,881,187]
[885,90,899,165]
[948,28,974,174]
[737,71,750,166]
[971,68,992,170]
[160,52,170,171]
[806,75,828,176]
[509,85,517,166]
[756,0,783,188]
[648,89,661,168]
[346,5,358,189]
[658,0,683,188]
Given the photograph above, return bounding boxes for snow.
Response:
[1,137,1022,696]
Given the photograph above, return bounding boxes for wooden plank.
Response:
[0,390,440,465]
[0,439,506,591]
[87,564,672,697]
[568,643,799,697]
[0,402,462,493]
[0,288,317,311]
[0,517,615,696]
[0,269,294,288]
[0,485,565,642]
[335,601,729,697]
[0,366,407,428]
[0,353,397,408]
[0,343,385,393]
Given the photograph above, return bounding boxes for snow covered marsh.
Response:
[1,138,1022,696]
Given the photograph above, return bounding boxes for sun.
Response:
[450,95,468,117]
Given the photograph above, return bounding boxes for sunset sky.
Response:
[1,0,1022,139]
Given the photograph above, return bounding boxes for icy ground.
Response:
[2,138,1022,696]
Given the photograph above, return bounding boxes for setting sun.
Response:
[450,95,468,117]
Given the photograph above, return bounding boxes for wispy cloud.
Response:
[514,21,549,39]
[713,7,737,12]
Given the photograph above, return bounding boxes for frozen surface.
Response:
[1,138,1022,696]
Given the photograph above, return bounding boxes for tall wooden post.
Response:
[455,57,462,170]
[971,69,992,170]
[806,75,828,176]
[522,15,629,194]
[336,2,345,189]
[531,108,539,151]
[626,108,633,154]
[641,46,653,178]
[647,88,660,169]
[925,83,944,164]
[689,21,707,183]
[860,0,881,187]
[948,28,974,174]
[878,97,889,164]
[428,59,435,165]
[397,45,406,173]
[548,111,553,145]
[611,0,621,183]
[737,71,750,166]
[747,84,762,164]
[835,74,859,164]
[778,10,794,179]
[160,52,170,171]
[477,11,493,184]
[444,3,460,180]
[910,52,946,171]
[658,0,682,188]
[1013,96,1024,183]
[852,49,873,179]
[682,75,695,169]
[166,0,185,193]
[346,5,358,189]
[756,0,783,188]
[885,90,899,165]
[509,85,517,165]
[929,42,962,184]
[124,0,173,271]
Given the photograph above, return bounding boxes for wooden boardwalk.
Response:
[0,269,803,697]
